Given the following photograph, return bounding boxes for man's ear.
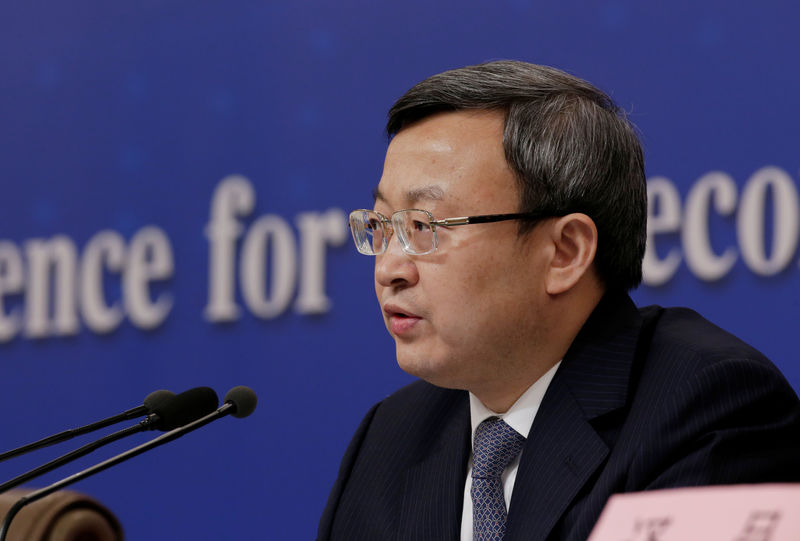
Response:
[544,213,598,295]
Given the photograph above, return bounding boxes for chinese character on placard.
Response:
[734,510,781,541]
[623,516,672,541]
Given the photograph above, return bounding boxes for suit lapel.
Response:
[505,294,643,541]
[505,378,609,540]
[397,390,471,540]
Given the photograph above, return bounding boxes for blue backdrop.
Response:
[0,1,798,539]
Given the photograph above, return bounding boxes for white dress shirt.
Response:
[460,361,561,541]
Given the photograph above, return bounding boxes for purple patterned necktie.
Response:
[471,417,526,541]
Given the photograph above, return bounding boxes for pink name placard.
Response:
[588,484,800,541]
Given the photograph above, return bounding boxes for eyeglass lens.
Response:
[349,209,437,255]
[349,211,385,255]
[394,210,435,255]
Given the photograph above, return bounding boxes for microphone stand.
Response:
[0,419,153,495]
[0,406,148,463]
[0,402,235,541]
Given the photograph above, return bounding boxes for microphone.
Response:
[0,386,257,541]
[0,389,176,463]
[141,386,219,431]
[224,385,258,418]
[0,387,219,495]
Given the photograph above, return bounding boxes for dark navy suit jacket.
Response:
[318,294,800,540]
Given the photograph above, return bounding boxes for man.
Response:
[318,61,800,540]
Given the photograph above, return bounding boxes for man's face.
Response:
[373,110,552,396]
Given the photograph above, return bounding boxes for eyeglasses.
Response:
[348,208,560,256]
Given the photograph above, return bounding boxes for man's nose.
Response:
[374,233,419,289]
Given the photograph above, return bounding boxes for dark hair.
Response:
[387,60,647,291]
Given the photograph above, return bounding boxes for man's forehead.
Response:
[373,110,516,213]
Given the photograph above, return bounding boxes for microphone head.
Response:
[143,389,176,413]
[152,386,219,431]
[224,386,258,418]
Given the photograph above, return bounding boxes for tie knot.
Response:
[472,417,525,479]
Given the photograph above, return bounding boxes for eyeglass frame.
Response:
[348,208,563,256]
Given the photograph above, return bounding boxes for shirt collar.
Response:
[468,361,561,442]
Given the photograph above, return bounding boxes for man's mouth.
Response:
[383,304,422,335]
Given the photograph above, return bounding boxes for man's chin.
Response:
[395,353,468,390]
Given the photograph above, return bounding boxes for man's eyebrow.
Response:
[406,185,445,204]
[372,184,444,205]
[372,185,445,205]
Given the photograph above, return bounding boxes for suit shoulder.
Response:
[625,306,800,488]
[642,304,772,368]
[635,304,799,412]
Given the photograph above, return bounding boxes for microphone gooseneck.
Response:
[0,386,256,541]
[0,389,176,464]
[0,387,217,496]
